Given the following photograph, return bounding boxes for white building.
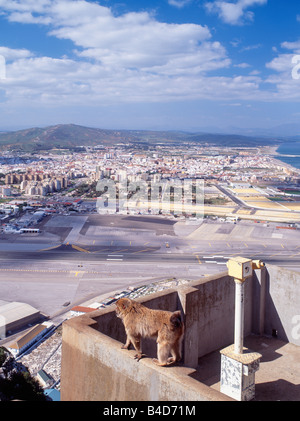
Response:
[1,186,11,197]
[6,321,53,357]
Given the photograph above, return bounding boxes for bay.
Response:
[275,141,300,169]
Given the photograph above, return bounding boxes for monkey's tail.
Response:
[170,311,183,329]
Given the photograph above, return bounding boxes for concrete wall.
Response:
[178,272,253,367]
[61,272,250,401]
[263,265,300,345]
[61,309,232,401]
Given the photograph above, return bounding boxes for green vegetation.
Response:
[0,124,279,153]
[0,347,6,367]
[204,196,229,205]
[280,189,300,195]
[0,347,47,401]
[0,370,47,401]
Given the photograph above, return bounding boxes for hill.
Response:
[0,124,280,152]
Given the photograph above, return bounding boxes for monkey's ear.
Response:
[121,299,130,309]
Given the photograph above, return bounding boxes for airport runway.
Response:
[0,241,299,265]
[0,214,299,319]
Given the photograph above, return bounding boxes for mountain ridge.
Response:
[0,123,284,152]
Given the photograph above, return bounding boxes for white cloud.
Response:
[0,0,237,105]
[264,40,300,100]
[0,0,298,108]
[234,62,251,68]
[0,0,51,14]
[0,46,33,60]
[0,46,263,108]
[7,11,53,24]
[281,40,300,54]
[239,43,262,52]
[205,0,267,25]
[168,0,192,8]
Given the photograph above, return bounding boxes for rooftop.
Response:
[7,324,47,350]
[196,334,300,401]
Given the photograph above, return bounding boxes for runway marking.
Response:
[249,252,261,259]
[71,271,85,277]
[203,255,223,259]
[132,248,154,254]
[289,252,300,258]
[244,243,248,248]
[195,255,202,265]
[226,243,231,248]
[269,253,282,258]
[144,242,150,246]
[209,243,212,248]
[72,244,90,253]
[106,258,123,261]
[109,249,128,254]
[281,244,285,249]
[38,244,61,252]
[0,268,97,274]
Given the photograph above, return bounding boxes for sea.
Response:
[275,141,300,170]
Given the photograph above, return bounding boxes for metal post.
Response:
[234,279,244,354]
[221,257,263,400]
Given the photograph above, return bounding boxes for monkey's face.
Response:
[115,298,130,319]
[115,301,122,319]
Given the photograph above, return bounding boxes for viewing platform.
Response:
[60,262,300,401]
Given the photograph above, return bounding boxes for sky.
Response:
[0,0,300,134]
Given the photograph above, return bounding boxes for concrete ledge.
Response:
[61,307,232,401]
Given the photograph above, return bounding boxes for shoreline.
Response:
[261,145,300,172]
[262,144,300,158]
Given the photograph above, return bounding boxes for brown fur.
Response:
[115,297,184,366]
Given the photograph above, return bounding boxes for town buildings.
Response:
[0,144,299,215]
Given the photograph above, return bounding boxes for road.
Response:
[0,241,299,268]
[1,214,300,320]
[216,184,252,210]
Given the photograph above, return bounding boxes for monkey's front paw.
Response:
[121,344,129,349]
[152,358,167,367]
[134,353,143,361]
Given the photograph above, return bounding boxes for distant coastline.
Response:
[272,143,300,171]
